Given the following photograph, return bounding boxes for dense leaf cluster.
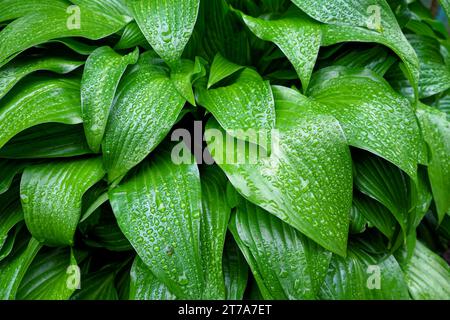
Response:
[0,0,449,300]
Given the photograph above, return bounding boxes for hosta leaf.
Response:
[200,166,231,299]
[390,35,450,99]
[0,160,29,194]
[416,104,450,221]
[307,66,420,178]
[229,201,332,299]
[81,46,139,153]
[16,248,78,300]
[0,237,42,300]
[292,0,419,96]
[332,46,397,77]
[103,55,185,182]
[170,57,206,106]
[319,245,410,299]
[353,193,397,240]
[115,22,148,50]
[0,56,83,100]
[206,88,352,256]
[0,223,23,262]
[71,267,118,300]
[0,124,92,159]
[109,146,204,299]
[0,185,24,250]
[197,67,276,145]
[439,0,450,20]
[349,204,367,235]
[0,2,131,67]
[397,241,450,299]
[49,38,98,56]
[0,0,69,23]
[353,150,410,238]
[0,77,82,150]
[129,256,176,300]
[222,234,248,300]
[237,7,321,91]
[207,53,244,89]
[126,0,200,65]
[21,158,105,246]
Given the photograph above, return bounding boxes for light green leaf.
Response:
[222,234,248,300]
[319,245,410,299]
[292,0,419,97]
[206,87,352,256]
[0,56,83,100]
[237,7,321,91]
[307,66,420,178]
[129,256,176,300]
[200,166,231,299]
[229,200,332,299]
[0,3,131,67]
[439,0,450,20]
[208,53,244,89]
[109,146,204,299]
[197,67,276,145]
[416,104,450,221]
[16,248,77,300]
[21,157,105,246]
[102,55,185,182]
[126,0,200,65]
[0,0,69,23]
[397,241,450,299]
[81,46,139,153]
[170,57,206,106]
[0,237,42,300]
[0,124,92,159]
[0,77,82,150]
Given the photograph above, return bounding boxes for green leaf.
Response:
[0,237,42,300]
[206,87,352,256]
[353,150,410,239]
[237,7,321,91]
[0,56,83,100]
[115,22,148,50]
[21,157,105,246]
[71,267,118,300]
[416,104,450,221]
[0,185,24,251]
[0,223,23,262]
[207,53,244,89]
[292,0,419,97]
[229,200,332,299]
[102,55,185,182]
[197,67,276,145]
[0,0,69,23]
[0,160,29,194]
[222,233,248,300]
[353,193,397,240]
[126,0,200,65]
[0,77,82,150]
[397,241,450,299]
[16,247,78,300]
[0,2,131,67]
[307,66,420,178]
[200,166,231,299]
[170,57,206,106]
[319,245,410,299]
[81,46,139,153]
[109,146,204,299]
[0,124,92,159]
[439,0,450,20]
[129,256,176,300]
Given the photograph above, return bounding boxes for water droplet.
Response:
[20,194,29,204]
